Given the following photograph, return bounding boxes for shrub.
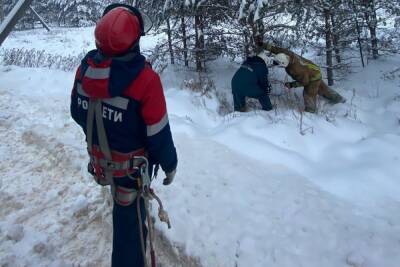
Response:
[0,48,85,71]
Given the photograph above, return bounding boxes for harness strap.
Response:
[94,100,112,160]
[86,99,96,154]
[87,99,133,202]
[96,157,144,171]
[91,99,114,184]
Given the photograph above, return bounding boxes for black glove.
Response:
[163,169,176,185]
[254,35,264,47]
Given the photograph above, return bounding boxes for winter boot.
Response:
[329,93,346,104]
[304,106,317,113]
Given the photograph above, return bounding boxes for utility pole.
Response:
[0,0,34,46]
[0,0,50,46]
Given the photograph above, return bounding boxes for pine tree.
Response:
[0,0,6,23]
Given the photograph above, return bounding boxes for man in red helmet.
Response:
[70,4,178,267]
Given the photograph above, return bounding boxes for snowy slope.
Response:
[1,28,400,267]
[0,27,161,56]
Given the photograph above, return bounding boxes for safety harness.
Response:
[86,97,171,267]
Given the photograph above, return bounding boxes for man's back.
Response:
[232,56,269,96]
[71,49,177,174]
[69,5,177,266]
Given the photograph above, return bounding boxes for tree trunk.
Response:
[166,18,174,64]
[352,0,365,67]
[369,25,378,59]
[0,1,4,23]
[194,15,203,72]
[244,29,250,58]
[199,15,205,70]
[324,9,334,86]
[363,0,379,59]
[330,13,341,64]
[181,15,189,67]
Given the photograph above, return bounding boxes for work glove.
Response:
[266,83,272,95]
[260,42,272,51]
[264,56,275,66]
[163,169,176,186]
[284,82,292,88]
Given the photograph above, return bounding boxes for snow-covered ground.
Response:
[1,28,400,267]
[0,26,162,57]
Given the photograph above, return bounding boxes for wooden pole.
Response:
[29,6,50,32]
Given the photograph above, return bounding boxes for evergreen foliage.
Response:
[1,0,399,81]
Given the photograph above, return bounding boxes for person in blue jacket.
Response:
[70,4,177,267]
[231,51,273,112]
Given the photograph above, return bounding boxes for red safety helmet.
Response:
[95,4,151,57]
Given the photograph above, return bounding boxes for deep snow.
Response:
[0,27,400,267]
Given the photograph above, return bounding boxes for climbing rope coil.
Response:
[86,98,171,267]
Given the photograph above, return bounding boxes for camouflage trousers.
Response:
[303,80,345,113]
